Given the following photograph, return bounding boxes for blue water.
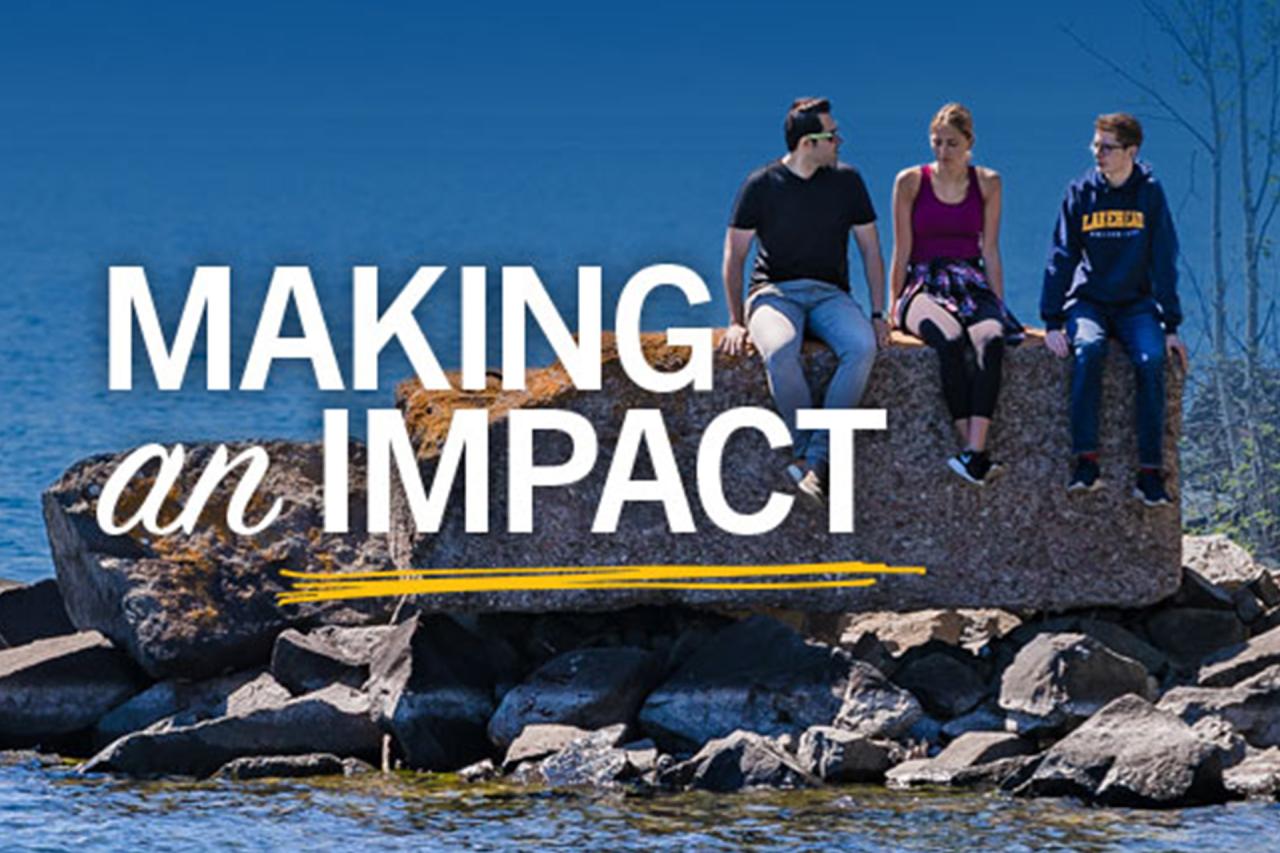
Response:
[1,753,1276,851]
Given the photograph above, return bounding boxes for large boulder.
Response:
[796,726,899,783]
[1183,535,1267,590]
[662,730,819,792]
[999,616,1169,677]
[0,579,75,647]
[0,631,148,745]
[81,683,382,778]
[487,646,662,748]
[1198,624,1280,687]
[1223,748,1280,798]
[1159,664,1280,748]
[891,646,989,718]
[390,333,1182,615]
[502,723,591,771]
[365,614,503,771]
[43,441,396,679]
[1143,607,1247,664]
[526,724,642,788]
[93,669,291,746]
[270,625,395,696]
[637,616,917,753]
[999,633,1156,735]
[885,731,1037,789]
[1019,695,1230,807]
[833,661,924,740]
[215,753,371,780]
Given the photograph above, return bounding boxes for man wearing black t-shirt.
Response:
[720,97,887,500]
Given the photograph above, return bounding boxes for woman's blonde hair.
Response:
[930,103,974,144]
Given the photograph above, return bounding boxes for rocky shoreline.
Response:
[3,533,1279,808]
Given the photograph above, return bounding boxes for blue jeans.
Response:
[747,279,876,471]
[1066,297,1167,468]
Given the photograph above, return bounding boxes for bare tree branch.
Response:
[1060,24,1216,151]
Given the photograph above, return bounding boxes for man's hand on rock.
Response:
[720,323,751,356]
[1045,329,1070,359]
[1166,333,1189,373]
[872,317,890,350]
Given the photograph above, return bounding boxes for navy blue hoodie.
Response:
[1040,162,1181,332]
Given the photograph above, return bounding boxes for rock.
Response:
[796,726,898,783]
[215,753,369,780]
[1183,535,1265,590]
[392,334,1183,614]
[0,631,148,745]
[1174,568,1238,610]
[1223,748,1280,798]
[0,579,75,646]
[271,625,394,696]
[487,647,662,749]
[886,731,1037,789]
[842,632,899,678]
[43,441,396,679]
[1190,716,1248,768]
[1254,605,1280,636]
[941,704,1006,740]
[620,739,660,776]
[1159,664,1280,748]
[1074,620,1169,676]
[663,730,820,792]
[532,723,635,788]
[503,723,590,771]
[1198,624,1280,686]
[82,683,382,778]
[1233,588,1264,624]
[1144,608,1247,664]
[840,611,968,655]
[904,715,945,752]
[638,616,919,753]
[834,661,924,740]
[999,616,1169,678]
[94,668,290,746]
[891,647,988,718]
[365,614,498,772]
[999,633,1155,735]
[1251,572,1280,609]
[958,609,1023,652]
[1019,694,1230,807]
[458,758,499,783]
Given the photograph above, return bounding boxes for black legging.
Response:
[906,296,1004,420]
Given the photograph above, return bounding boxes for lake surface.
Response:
[2,752,1275,851]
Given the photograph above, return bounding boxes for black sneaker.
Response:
[1133,469,1172,507]
[1067,457,1102,493]
[948,450,1003,486]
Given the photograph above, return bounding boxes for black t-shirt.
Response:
[729,160,876,292]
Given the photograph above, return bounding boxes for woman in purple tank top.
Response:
[889,103,1023,486]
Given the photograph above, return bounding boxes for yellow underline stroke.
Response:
[281,562,921,592]
[278,577,882,604]
[279,561,925,582]
[276,560,926,605]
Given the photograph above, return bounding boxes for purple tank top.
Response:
[909,164,983,263]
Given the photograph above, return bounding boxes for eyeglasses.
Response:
[1091,141,1128,154]
[803,129,841,143]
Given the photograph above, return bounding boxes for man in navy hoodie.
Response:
[1041,112,1189,507]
